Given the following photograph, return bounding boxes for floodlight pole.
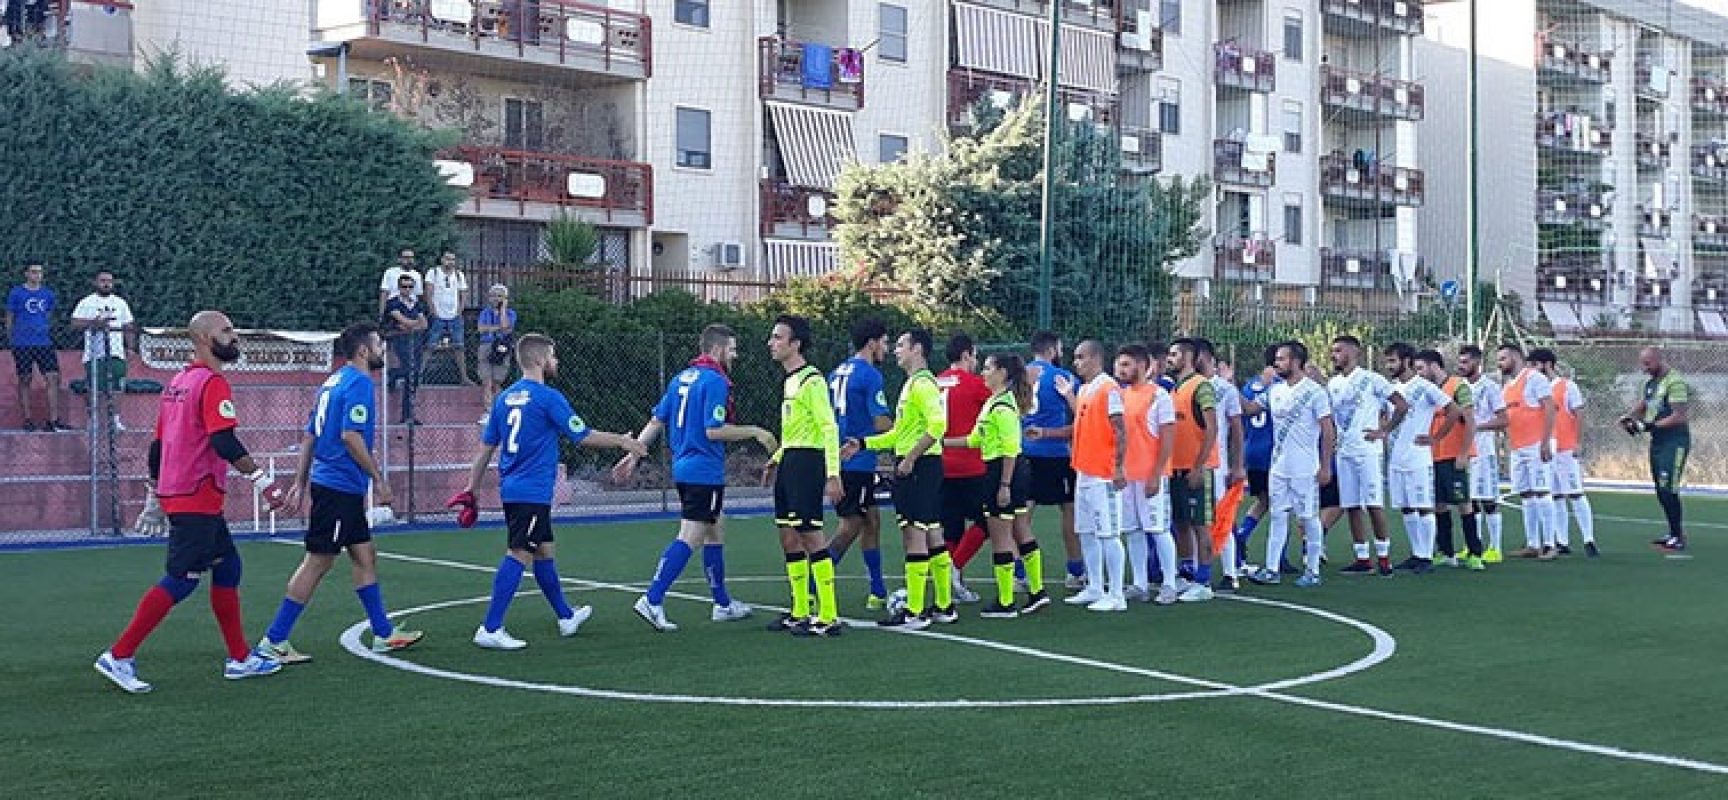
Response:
[1466,0,1481,341]
[1036,0,1063,330]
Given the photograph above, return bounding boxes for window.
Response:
[1282,101,1303,154]
[1283,10,1303,61]
[676,107,712,169]
[503,98,544,151]
[1160,0,1181,35]
[1283,194,1303,247]
[1157,78,1181,135]
[348,78,393,111]
[879,4,908,63]
[674,0,709,28]
[879,133,910,163]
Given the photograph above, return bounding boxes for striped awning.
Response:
[1051,24,1115,94]
[766,102,857,191]
[953,2,1116,93]
[764,240,839,282]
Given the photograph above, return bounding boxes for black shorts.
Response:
[504,502,555,551]
[773,449,826,532]
[165,513,237,578]
[941,475,988,543]
[676,483,725,524]
[835,471,877,518]
[1320,473,1341,510]
[893,454,944,529]
[1170,470,1213,527]
[10,345,57,377]
[1023,455,1076,506]
[1433,462,1470,507]
[982,459,1029,519]
[306,484,372,554]
[1246,468,1270,497]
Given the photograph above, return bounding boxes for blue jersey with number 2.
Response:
[484,379,591,504]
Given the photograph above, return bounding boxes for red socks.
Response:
[111,586,175,660]
[210,587,250,661]
[952,524,989,569]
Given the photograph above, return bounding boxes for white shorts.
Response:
[1122,478,1170,534]
[1509,445,1553,495]
[1389,468,1435,510]
[1269,472,1320,518]
[1469,451,1501,501]
[1074,479,1124,538]
[1336,454,1385,509]
[1552,451,1584,496]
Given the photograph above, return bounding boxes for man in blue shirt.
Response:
[1022,330,1084,588]
[614,324,778,632]
[825,318,894,607]
[6,262,67,431]
[259,323,423,663]
[458,333,645,650]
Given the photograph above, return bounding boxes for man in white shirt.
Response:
[1458,345,1509,562]
[1379,343,1456,575]
[421,252,473,386]
[1327,335,1409,577]
[1531,348,1595,556]
[70,271,136,431]
[1250,341,1334,588]
[378,249,424,315]
[1497,344,1559,561]
[1200,343,1246,591]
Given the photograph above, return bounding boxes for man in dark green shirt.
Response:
[1619,347,1692,552]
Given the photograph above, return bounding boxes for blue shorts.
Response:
[426,317,464,347]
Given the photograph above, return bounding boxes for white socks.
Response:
[1526,496,1556,547]
[1126,530,1151,590]
[1100,535,1125,597]
[1266,511,1291,571]
[1303,516,1325,575]
[1403,512,1423,559]
[1080,532,1104,593]
[1221,535,1239,578]
[1152,532,1178,590]
[1402,512,1436,559]
[1571,496,1595,544]
[1485,511,1503,552]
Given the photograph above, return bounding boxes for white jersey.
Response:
[1389,375,1450,471]
[1269,377,1331,479]
[1328,367,1395,460]
[1470,374,1506,456]
[1212,375,1242,463]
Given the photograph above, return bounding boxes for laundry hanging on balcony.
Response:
[837,49,863,84]
[802,43,834,89]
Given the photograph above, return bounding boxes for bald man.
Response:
[1620,347,1692,552]
[96,311,289,693]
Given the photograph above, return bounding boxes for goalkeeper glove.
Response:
[134,493,168,537]
[447,490,479,528]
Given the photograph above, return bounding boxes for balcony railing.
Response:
[947,70,1116,129]
[437,146,653,224]
[1215,42,1275,93]
[1321,0,1424,37]
[9,1,135,67]
[1535,113,1612,156]
[335,0,651,79]
[1215,237,1276,282]
[1113,0,1164,73]
[1636,132,1673,169]
[1636,60,1675,98]
[1698,215,1728,248]
[959,0,1120,31]
[1535,260,1609,304]
[1119,125,1162,174]
[760,181,836,240]
[1638,205,1672,238]
[1693,144,1728,182]
[1319,66,1425,122]
[1536,190,1609,229]
[1695,78,1728,116]
[1214,139,1275,187]
[1635,281,1671,310]
[758,37,864,112]
[1319,154,1424,207]
[1536,38,1610,84]
[1320,248,1391,290]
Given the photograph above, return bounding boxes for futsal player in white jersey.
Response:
[1496,344,1559,561]
[1530,349,1596,556]
[1378,343,1456,575]
[1457,345,1509,562]
[1197,340,1245,591]
[1327,335,1409,577]
[1248,342,1335,588]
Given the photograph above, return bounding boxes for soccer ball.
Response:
[887,588,909,616]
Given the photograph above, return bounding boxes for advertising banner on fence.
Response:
[140,328,338,373]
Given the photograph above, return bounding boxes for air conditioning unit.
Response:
[711,242,747,270]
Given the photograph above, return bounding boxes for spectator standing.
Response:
[475,284,517,426]
[70,270,135,431]
[382,274,428,425]
[421,251,473,386]
[7,262,69,431]
[378,249,423,316]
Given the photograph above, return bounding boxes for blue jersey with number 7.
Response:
[306,364,376,495]
[483,379,591,504]
[653,366,730,486]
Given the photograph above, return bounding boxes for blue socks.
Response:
[648,540,693,605]
[1196,562,1213,584]
[266,597,306,643]
[356,583,393,638]
[862,548,887,599]
[532,559,573,619]
[1067,559,1085,578]
[702,544,731,607]
[1235,515,1260,567]
[1014,560,1027,581]
[483,557,526,632]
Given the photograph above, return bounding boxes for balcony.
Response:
[1118,125,1162,175]
[1636,132,1673,169]
[760,181,836,241]
[1698,215,1728,249]
[759,37,865,113]
[1695,77,1728,117]
[1215,237,1276,282]
[947,70,1116,131]
[1536,113,1611,157]
[1693,144,1728,182]
[1320,248,1392,290]
[959,0,1120,32]
[1322,0,1424,37]
[1320,154,1424,207]
[1214,139,1276,187]
[1536,38,1610,85]
[1113,0,1164,74]
[9,1,135,67]
[436,146,652,226]
[312,1,650,82]
[1535,259,1609,304]
[1634,280,1671,311]
[1635,60,1675,100]
[1215,42,1275,93]
[1536,190,1609,230]
[1319,66,1424,122]
[1638,205,1672,238]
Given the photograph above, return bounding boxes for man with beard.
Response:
[95,311,288,693]
[1498,344,1559,560]
[70,270,136,431]
[1457,345,1509,562]
[1328,335,1408,577]
[1379,343,1456,574]
[1249,341,1335,588]
[255,323,424,664]
[1620,347,1693,553]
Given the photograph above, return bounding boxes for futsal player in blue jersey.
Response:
[262,323,422,663]
[1235,345,1281,574]
[616,324,779,631]
[455,334,646,650]
[1022,331,1084,588]
[825,318,894,607]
